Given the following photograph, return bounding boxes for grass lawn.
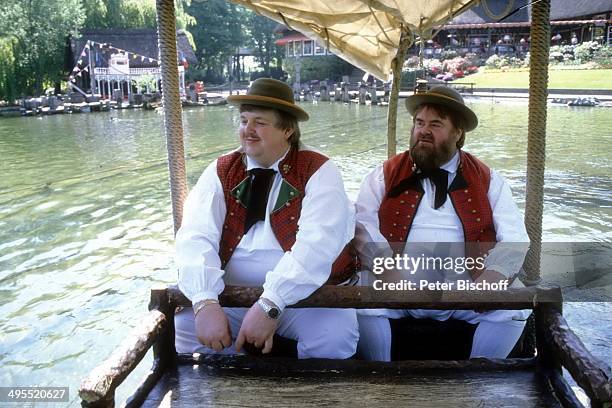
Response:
[465,68,612,89]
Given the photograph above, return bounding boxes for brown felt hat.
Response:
[405,85,478,132]
[227,78,309,121]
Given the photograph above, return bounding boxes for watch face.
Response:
[268,308,280,319]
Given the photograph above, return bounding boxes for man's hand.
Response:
[194,303,232,352]
[235,303,278,354]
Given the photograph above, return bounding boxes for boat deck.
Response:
[140,355,561,407]
[79,287,610,408]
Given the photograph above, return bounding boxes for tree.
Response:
[187,0,247,82]
[246,12,282,76]
[0,0,85,100]
[0,2,23,102]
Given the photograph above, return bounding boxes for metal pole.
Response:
[523,0,551,285]
[155,0,187,234]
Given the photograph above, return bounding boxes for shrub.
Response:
[593,45,612,68]
[573,41,601,62]
[463,52,482,67]
[422,58,443,75]
[485,54,505,69]
[439,49,458,61]
[442,73,454,81]
[283,55,353,83]
[404,55,420,68]
[466,66,478,74]
[522,52,530,67]
[443,57,469,75]
[508,57,523,68]
[400,68,426,88]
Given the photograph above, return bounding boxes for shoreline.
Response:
[2,87,611,118]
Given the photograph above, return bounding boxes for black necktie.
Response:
[244,168,276,234]
[420,168,449,209]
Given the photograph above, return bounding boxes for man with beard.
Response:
[354,86,530,361]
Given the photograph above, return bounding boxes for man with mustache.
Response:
[174,78,358,358]
[354,86,530,361]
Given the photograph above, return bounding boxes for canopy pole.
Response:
[155,0,188,234]
[523,0,550,285]
[386,30,412,159]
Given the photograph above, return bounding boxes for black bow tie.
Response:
[418,168,449,209]
[244,168,276,234]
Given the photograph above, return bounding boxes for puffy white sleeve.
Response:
[176,160,227,305]
[485,169,530,279]
[262,160,355,309]
[354,165,394,271]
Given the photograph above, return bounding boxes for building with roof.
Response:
[274,0,611,63]
[68,28,197,98]
[424,0,611,58]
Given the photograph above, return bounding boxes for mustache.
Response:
[414,134,434,144]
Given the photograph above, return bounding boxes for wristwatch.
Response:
[257,298,281,320]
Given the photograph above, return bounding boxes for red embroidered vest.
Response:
[217,148,357,285]
[379,150,496,279]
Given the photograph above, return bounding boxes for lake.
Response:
[0,100,610,405]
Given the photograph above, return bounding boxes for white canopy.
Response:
[232,0,479,80]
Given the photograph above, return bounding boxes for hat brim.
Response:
[405,93,478,132]
[227,94,309,121]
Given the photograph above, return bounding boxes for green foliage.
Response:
[246,12,281,76]
[82,0,193,30]
[573,41,600,62]
[400,68,426,88]
[283,55,353,83]
[0,36,18,102]
[0,0,85,101]
[187,0,247,82]
[485,54,503,69]
[422,58,443,75]
[81,0,108,28]
[593,45,612,68]
[0,0,196,102]
[485,54,523,69]
[403,55,421,68]
[439,49,458,61]
[132,74,157,92]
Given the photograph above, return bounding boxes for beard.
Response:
[409,132,456,173]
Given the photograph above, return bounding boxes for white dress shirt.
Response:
[355,151,530,283]
[176,144,355,311]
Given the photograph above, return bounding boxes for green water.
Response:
[0,101,610,405]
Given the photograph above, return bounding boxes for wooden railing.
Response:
[79,286,612,408]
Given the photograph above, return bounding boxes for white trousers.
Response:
[175,306,359,359]
[357,309,529,361]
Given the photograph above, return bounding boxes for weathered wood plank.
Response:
[543,368,586,408]
[149,287,176,365]
[141,359,561,408]
[124,358,165,408]
[542,309,612,407]
[168,285,562,310]
[180,354,538,374]
[79,310,167,407]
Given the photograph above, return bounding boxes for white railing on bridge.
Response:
[94,67,161,76]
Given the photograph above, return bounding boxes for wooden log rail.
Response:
[538,305,612,408]
[78,285,610,408]
[170,285,562,310]
[79,310,167,407]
